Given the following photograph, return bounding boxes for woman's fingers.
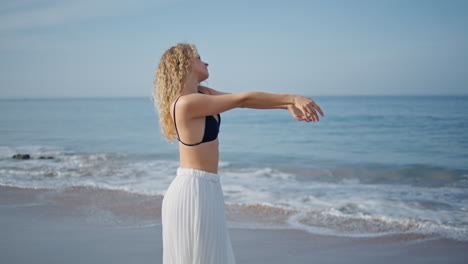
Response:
[312,101,324,117]
[290,97,324,122]
[296,105,309,122]
[301,105,318,122]
[302,98,324,122]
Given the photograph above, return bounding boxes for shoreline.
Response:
[1,185,468,264]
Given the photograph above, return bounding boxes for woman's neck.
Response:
[182,74,200,95]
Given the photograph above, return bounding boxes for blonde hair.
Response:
[153,43,199,142]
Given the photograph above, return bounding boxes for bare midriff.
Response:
[178,139,219,174]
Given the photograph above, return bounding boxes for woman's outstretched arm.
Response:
[239,92,293,109]
[240,92,324,122]
[178,90,324,122]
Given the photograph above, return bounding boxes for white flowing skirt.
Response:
[162,168,236,264]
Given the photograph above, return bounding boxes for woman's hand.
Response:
[288,96,324,122]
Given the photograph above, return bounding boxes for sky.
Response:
[0,0,467,98]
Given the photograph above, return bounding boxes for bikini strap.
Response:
[173,95,201,146]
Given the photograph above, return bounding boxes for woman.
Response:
[153,43,324,264]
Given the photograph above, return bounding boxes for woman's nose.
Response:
[204,62,208,66]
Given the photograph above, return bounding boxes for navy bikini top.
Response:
[173,91,221,146]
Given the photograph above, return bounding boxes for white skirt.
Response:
[162,168,236,264]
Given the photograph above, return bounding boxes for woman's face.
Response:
[191,55,209,82]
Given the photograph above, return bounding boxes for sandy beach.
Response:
[1,185,467,264]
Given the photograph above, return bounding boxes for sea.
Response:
[1,95,467,241]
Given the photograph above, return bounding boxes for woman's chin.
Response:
[198,73,209,82]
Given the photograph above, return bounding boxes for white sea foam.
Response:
[1,145,467,240]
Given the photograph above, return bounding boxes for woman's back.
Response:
[171,91,221,174]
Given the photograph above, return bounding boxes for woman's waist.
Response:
[179,148,219,173]
[176,167,220,182]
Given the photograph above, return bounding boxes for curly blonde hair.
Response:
[153,43,199,142]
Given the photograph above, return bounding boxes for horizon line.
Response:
[1,93,468,100]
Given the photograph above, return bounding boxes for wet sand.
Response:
[1,185,467,264]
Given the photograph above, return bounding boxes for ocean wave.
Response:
[224,167,295,180]
[1,145,468,241]
[226,201,468,241]
[2,184,467,241]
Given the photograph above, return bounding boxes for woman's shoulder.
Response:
[197,85,212,95]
